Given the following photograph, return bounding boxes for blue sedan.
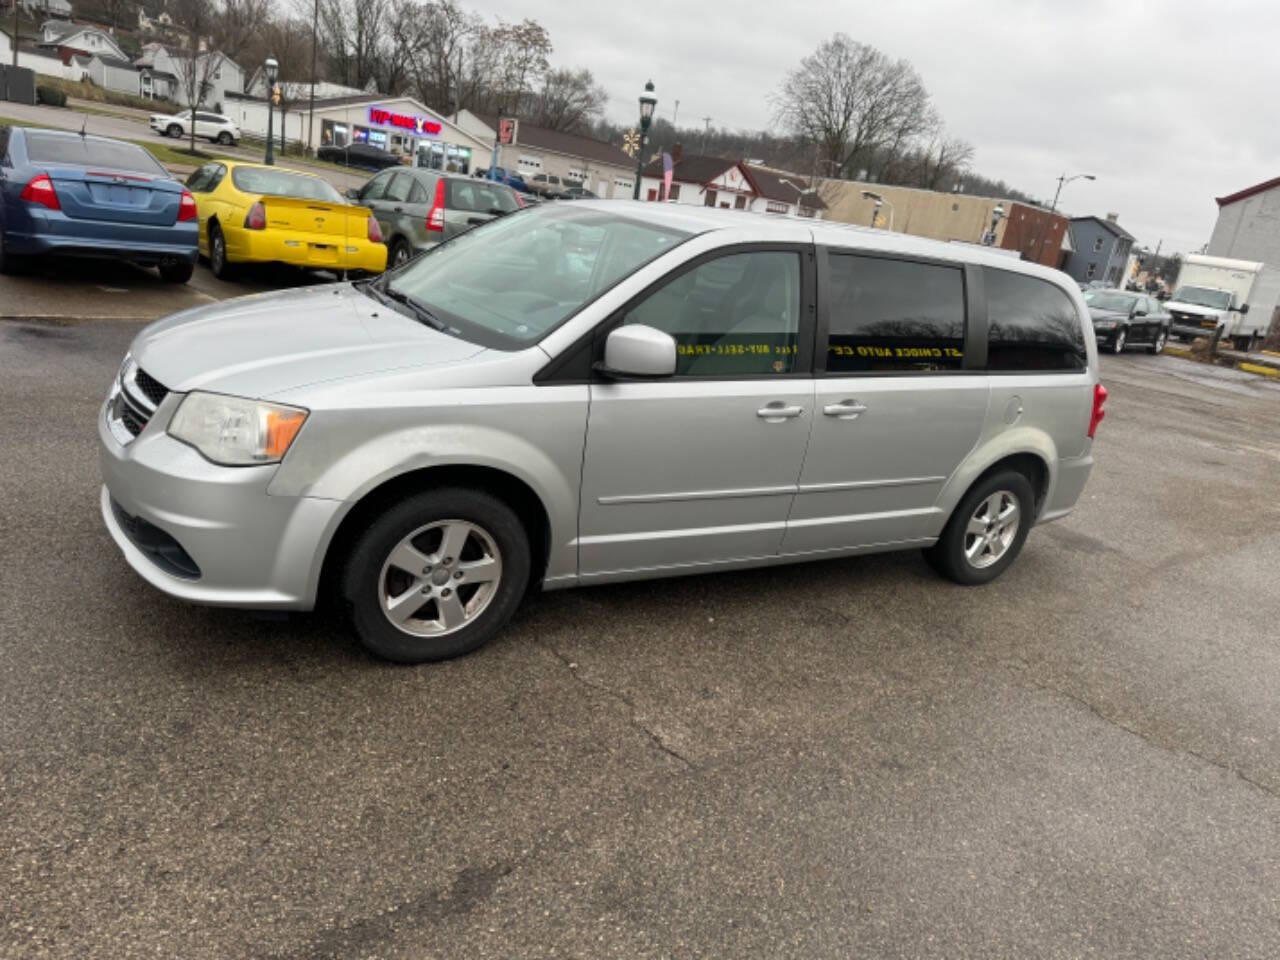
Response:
[0,125,198,282]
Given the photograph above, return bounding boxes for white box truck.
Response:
[1166,254,1275,350]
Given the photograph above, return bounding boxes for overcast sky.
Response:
[478,0,1275,254]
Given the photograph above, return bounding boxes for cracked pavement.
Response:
[4,320,1280,958]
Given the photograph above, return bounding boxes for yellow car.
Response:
[185,160,387,279]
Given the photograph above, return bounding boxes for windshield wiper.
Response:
[378,284,448,331]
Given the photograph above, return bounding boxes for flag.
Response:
[662,152,673,202]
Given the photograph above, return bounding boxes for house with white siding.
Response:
[37,20,128,61]
[639,148,826,218]
[135,43,243,109]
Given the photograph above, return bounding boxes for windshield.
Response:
[381,205,693,349]
[231,166,344,203]
[1171,286,1231,309]
[26,132,167,176]
[1084,291,1137,312]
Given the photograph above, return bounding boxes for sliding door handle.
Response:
[823,400,868,419]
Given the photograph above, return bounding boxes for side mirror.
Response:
[345,187,359,200]
[1239,303,1250,315]
[597,324,677,379]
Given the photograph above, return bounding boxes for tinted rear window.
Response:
[231,167,343,203]
[25,133,166,175]
[986,268,1086,372]
[447,180,518,214]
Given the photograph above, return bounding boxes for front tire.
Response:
[924,469,1035,586]
[342,488,531,663]
[1111,327,1128,354]
[166,123,182,138]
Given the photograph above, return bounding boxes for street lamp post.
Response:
[1049,172,1095,212]
[862,190,894,231]
[632,80,656,201]
[264,56,279,166]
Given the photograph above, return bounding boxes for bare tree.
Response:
[169,0,221,154]
[488,18,550,113]
[317,0,386,89]
[407,0,477,114]
[525,67,605,133]
[911,134,974,190]
[96,0,135,31]
[773,34,935,181]
[212,0,271,65]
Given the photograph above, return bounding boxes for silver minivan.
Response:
[349,169,522,268]
[99,203,1105,662]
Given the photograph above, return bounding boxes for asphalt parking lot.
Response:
[3,319,1280,958]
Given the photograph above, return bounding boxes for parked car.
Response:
[486,167,534,194]
[184,160,386,280]
[1084,289,1171,354]
[316,142,402,172]
[99,203,1104,664]
[149,110,241,146]
[0,124,198,282]
[561,185,598,200]
[530,173,569,199]
[349,168,522,268]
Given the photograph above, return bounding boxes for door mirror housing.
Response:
[1239,303,1250,315]
[345,187,359,200]
[597,324,677,379]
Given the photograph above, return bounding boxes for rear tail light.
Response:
[367,214,383,244]
[514,191,526,208]
[426,179,445,232]
[1088,383,1107,438]
[177,189,198,222]
[20,174,60,211]
[243,201,266,230]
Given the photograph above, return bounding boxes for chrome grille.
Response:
[106,356,169,446]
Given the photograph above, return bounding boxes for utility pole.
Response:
[672,99,679,130]
[701,115,712,154]
[12,0,19,67]
[307,0,318,155]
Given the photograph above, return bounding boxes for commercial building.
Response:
[1204,175,1280,336]
[461,112,637,199]
[638,148,826,218]
[222,93,494,174]
[1061,215,1134,287]
[820,180,1070,268]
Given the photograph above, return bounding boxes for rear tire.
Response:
[1149,327,1168,354]
[208,222,236,280]
[158,259,194,283]
[924,469,1035,586]
[216,131,233,146]
[389,237,412,269]
[342,488,531,663]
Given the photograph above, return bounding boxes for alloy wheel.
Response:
[378,520,503,637]
[1112,329,1127,353]
[963,491,1020,569]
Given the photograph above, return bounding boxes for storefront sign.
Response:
[368,107,442,137]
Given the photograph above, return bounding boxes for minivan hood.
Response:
[131,283,488,397]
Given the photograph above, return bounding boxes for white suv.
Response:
[149,110,240,146]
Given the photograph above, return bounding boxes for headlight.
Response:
[168,392,308,466]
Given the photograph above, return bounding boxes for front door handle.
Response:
[757,402,804,422]
[823,400,868,419]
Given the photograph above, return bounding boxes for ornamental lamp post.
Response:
[264,56,279,166]
[632,80,656,200]
[983,202,1005,245]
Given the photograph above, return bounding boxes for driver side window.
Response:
[622,251,802,377]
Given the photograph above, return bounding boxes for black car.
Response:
[316,142,402,172]
[562,186,597,200]
[1083,289,1171,355]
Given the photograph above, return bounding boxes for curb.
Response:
[0,315,155,325]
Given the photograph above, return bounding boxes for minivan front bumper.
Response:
[98,401,342,609]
